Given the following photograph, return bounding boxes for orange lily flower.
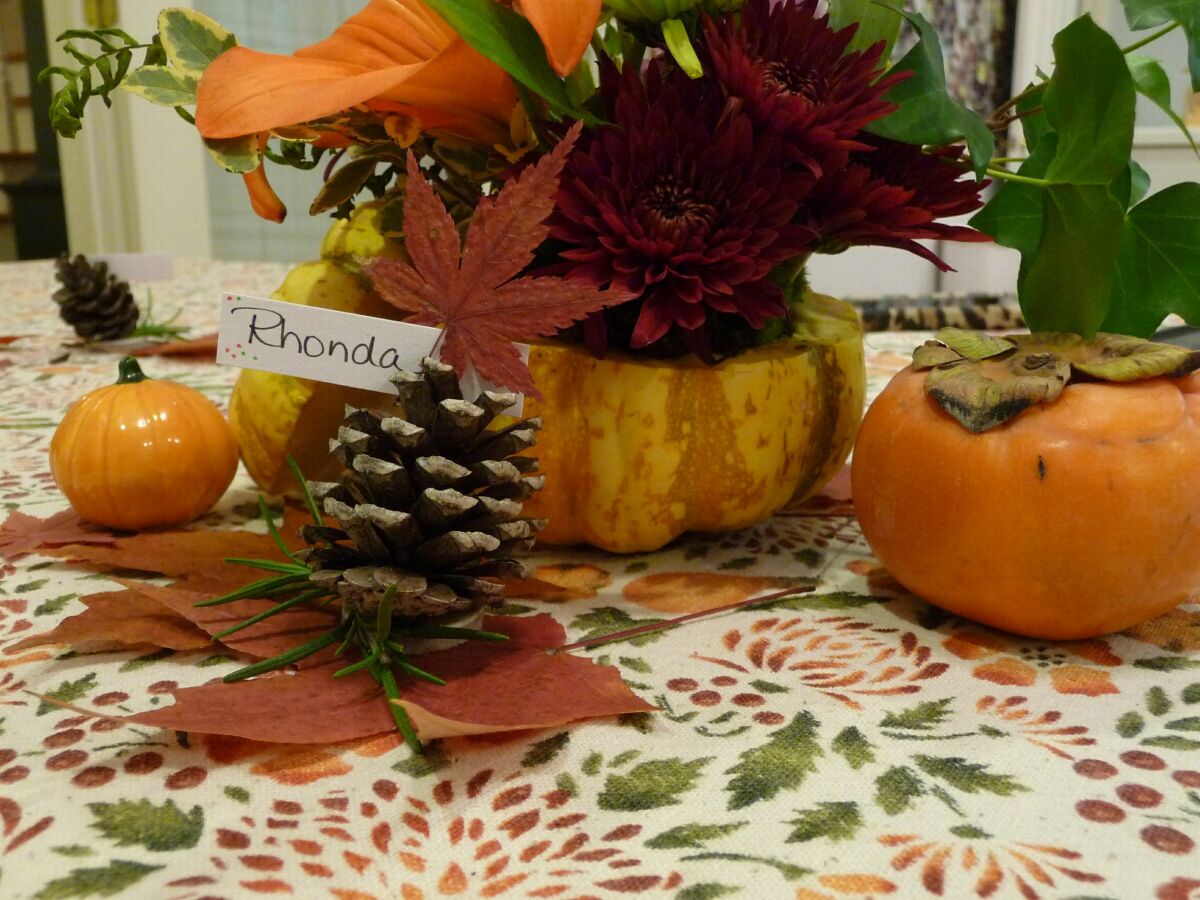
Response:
[519,0,602,78]
[196,0,601,145]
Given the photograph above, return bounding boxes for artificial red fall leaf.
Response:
[367,122,635,396]
[41,504,312,591]
[501,563,613,601]
[125,615,652,744]
[0,509,117,561]
[7,586,212,654]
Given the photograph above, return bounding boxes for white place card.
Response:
[216,293,525,414]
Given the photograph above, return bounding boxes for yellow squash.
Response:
[522,293,865,552]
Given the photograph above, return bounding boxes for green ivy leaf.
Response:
[422,0,580,119]
[1043,18,1136,187]
[969,135,1057,284]
[35,861,162,899]
[826,0,904,58]
[599,757,711,811]
[1102,183,1200,336]
[786,801,863,843]
[725,711,823,810]
[875,766,925,814]
[913,756,1028,796]
[868,10,993,177]
[1020,183,1127,335]
[1120,0,1200,90]
[831,726,876,770]
[37,673,97,715]
[120,65,196,106]
[880,698,953,731]
[88,800,202,852]
[156,8,235,80]
[1128,55,1199,156]
[645,821,748,850]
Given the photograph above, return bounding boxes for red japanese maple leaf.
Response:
[367,123,635,396]
[0,509,117,561]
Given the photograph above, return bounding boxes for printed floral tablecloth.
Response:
[0,258,1197,900]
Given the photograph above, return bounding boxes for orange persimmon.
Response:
[852,366,1200,639]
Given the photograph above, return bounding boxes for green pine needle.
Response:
[222,624,348,683]
[288,455,324,527]
[379,665,421,752]
[212,588,328,640]
[196,572,309,607]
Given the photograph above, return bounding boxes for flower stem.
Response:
[985,167,1048,187]
[1123,21,1180,54]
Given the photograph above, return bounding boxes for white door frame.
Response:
[42,0,211,257]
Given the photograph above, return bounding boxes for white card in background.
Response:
[93,253,175,282]
[216,293,525,414]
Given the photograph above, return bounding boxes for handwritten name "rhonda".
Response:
[232,306,406,370]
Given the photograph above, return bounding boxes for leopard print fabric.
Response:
[855,294,1024,332]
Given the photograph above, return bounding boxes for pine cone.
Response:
[53,252,140,341]
[299,357,546,622]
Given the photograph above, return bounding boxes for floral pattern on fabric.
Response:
[0,261,1195,898]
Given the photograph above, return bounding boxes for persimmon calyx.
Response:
[912,328,1200,433]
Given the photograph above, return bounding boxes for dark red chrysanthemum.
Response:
[803,135,989,270]
[703,0,906,176]
[548,60,815,352]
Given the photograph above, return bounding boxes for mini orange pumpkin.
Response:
[852,353,1200,640]
[50,357,239,530]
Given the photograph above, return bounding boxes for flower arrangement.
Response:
[45,0,1000,383]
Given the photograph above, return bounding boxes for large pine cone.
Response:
[299,357,546,621]
[53,253,140,341]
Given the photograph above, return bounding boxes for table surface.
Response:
[0,258,1197,900]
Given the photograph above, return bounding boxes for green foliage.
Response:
[40,28,148,138]
[827,0,904,58]
[678,852,811,881]
[913,755,1028,796]
[599,757,712,811]
[786,801,862,843]
[1128,55,1199,154]
[223,786,250,803]
[831,726,876,769]
[393,742,451,777]
[121,65,196,106]
[156,8,235,79]
[645,821,748,849]
[1120,0,1200,89]
[1147,686,1173,716]
[868,10,993,177]
[423,0,581,118]
[765,591,882,611]
[1102,183,1200,335]
[35,861,162,899]
[88,800,203,852]
[1117,711,1147,737]
[879,698,953,731]
[1135,656,1200,671]
[725,711,822,810]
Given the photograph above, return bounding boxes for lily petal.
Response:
[196,0,516,144]
[519,0,602,77]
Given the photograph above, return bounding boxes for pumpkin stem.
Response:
[116,356,149,384]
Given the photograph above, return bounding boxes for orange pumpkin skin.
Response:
[851,367,1200,640]
[50,360,239,530]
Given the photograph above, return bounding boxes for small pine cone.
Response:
[300,357,546,622]
[53,252,140,341]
